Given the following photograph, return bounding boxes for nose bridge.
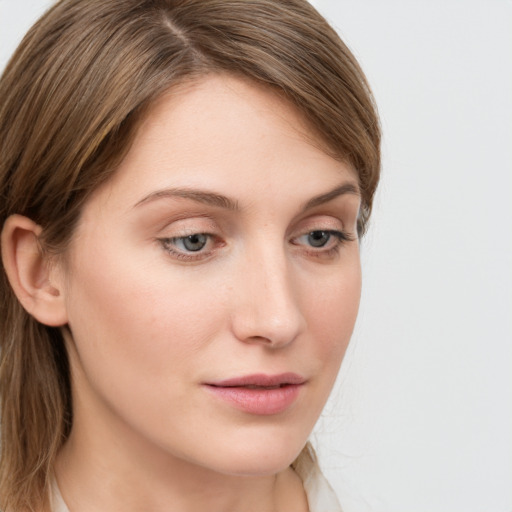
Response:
[231,238,305,347]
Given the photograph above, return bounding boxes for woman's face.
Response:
[59,74,362,476]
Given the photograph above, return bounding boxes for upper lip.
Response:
[206,373,306,388]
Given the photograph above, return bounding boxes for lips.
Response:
[208,373,306,388]
[204,373,306,415]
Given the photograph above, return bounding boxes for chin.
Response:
[192,431,309,478]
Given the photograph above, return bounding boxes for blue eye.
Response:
[172,234,209,252]
[306,230,332,248]
[159,234,212,260]
[292,229,354,257]
[297,230,340,248]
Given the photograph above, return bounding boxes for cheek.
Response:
[63,239,224,389]
[62,242,231,458]
[304,260,362,369]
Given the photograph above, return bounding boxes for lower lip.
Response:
[204,384,303,415]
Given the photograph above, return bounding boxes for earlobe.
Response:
[1,214,68,326]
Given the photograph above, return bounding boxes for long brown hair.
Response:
[0,0,380,509]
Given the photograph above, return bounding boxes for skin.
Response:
[14,75,363,511]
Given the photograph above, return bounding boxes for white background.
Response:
[1,1,511,511]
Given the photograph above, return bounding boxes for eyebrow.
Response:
[133,181,360,212]
[134,188,239,210]
[301,182,360,211]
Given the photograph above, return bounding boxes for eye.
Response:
[295,230,346,249]
[291,228,355,259]
[158,233,217,261]
[174,233,209,252]
[304,230,332,248]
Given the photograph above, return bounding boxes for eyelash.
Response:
[291,229,355,259]
[158,233,220,262]
[158,229,355,263]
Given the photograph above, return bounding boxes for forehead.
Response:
[159,74,327,132]
[83,74,357,214]
[136,73,339,164]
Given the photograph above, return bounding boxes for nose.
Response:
[230,245,306,348]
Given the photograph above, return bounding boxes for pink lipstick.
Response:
[204,373,305,415]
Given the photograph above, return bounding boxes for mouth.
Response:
[231,384,287,390]
[206,373,306,388]
[203,373,306,415]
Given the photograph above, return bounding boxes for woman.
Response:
[0,0,380,511]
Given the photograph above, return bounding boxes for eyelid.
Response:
[155,215,224,262]
[156,215,219,236]
[289,211,357,259]
[291,213,347,235]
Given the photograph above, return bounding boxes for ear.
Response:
[1,214,68,326]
